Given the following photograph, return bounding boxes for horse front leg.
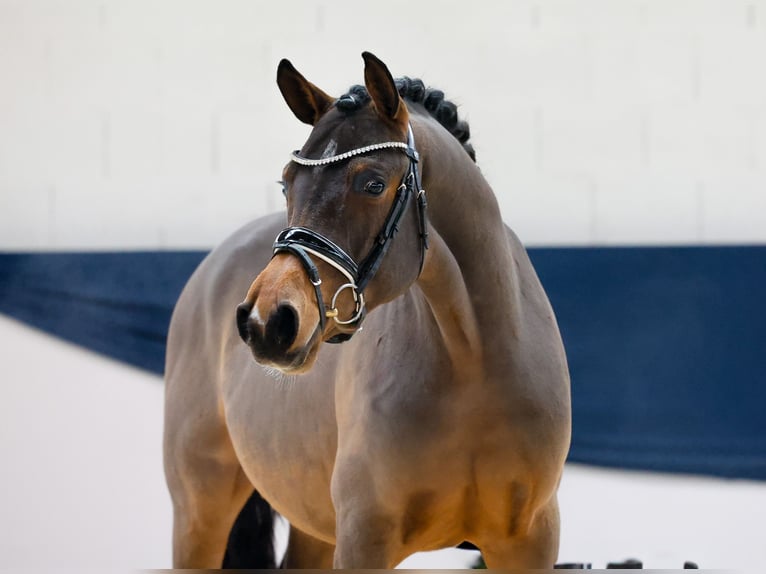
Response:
[164,373,255,568]
[479,496,561,569]
[332,506,401,568]
[283,526,335,568]
[166,446,254,567]
[331,462,403,568]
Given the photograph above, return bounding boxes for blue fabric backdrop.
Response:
[1,246,764,480]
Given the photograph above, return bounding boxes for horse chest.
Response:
[334,423,538,553]
[224,353,555,548]
[223,368,339,538]
[333,379,540,541]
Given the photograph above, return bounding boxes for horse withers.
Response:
[163,52,571,569]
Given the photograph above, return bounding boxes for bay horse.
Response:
[163,52,571,569]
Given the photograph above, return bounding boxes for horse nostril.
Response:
[267,304,299,351]
[236,302,253,343]
[237,300,300,358]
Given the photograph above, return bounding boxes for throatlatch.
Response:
[273,123,428,344]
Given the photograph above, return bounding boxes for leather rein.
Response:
[273,123,428,344]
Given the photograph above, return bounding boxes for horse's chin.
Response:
[280,348,319,375]
[249,339,320,376]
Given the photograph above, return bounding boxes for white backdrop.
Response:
[1,0,765,251]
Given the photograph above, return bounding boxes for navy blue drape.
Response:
[0,251,205,375]
[529,246,766,480]
[1,246,764,479]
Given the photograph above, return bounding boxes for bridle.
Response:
[272,123,428,344]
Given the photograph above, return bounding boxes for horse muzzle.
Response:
[235,257,324,373]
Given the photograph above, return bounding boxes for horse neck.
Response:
[414,116,522,377]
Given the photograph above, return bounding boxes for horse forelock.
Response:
[334,78,476,163]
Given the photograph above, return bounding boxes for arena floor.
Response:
[1,314,764,570]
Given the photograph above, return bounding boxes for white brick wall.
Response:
[0,0,764,249]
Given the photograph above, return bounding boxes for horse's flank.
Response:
[164,55,571,569]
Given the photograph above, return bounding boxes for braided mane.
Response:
[335,77,476,162]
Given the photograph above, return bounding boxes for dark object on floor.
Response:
[555,563,592,569]
[607,558,643,568]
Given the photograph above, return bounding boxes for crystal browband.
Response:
[291,141,410,166]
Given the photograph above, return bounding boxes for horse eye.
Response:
[277,180,287,197]
[364,180,386,195]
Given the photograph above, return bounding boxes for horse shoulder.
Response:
[165,213,286,460]
[166,213,286,384]
[172,214,340,539]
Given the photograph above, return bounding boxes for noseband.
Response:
[273,124,428,344]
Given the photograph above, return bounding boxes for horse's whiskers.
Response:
[263,365,284,380]
[262,365,297,389]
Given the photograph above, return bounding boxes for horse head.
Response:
[236,52,428,373]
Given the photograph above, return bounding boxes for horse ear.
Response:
[277,59,335,126]
[362,52,407,125]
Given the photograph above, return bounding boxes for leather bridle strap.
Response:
[356,177,411,292]
[274,227,359,281]
[273,122,427,343]
[355,124,427,290]
[273,227,365,329]
[271,242,329,334]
